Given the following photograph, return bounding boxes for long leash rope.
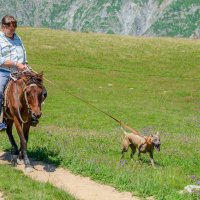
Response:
[32,69,140,135]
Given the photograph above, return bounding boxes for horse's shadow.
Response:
[29,147,62,172]
[0,147,62,173]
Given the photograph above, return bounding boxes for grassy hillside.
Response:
[0,27,200,199]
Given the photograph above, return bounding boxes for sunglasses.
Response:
[3,21,17,28]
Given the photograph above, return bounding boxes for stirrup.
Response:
[0,122,7,131]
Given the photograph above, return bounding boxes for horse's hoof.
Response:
[11,160,17,167]
[17,158,24,165]
[11,155,18,166]
[25,166,34,173]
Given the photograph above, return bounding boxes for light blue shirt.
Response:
[0,31,27,72]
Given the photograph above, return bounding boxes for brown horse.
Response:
[3,70,46,171]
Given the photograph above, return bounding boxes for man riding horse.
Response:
[0,15,47,171]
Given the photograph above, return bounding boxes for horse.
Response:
[3,70,46,172]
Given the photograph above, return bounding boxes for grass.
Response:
[0,164,76,200]
[0,27,200,199]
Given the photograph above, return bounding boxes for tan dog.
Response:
[121,128,161,167]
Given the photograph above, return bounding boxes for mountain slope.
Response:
[0,0,199,37]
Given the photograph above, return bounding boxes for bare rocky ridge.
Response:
[0,152,149,200]
[190,28,200,39]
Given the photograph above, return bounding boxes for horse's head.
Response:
[23,72,45,119]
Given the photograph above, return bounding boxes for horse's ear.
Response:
[37,72,43,78]
[35,72,43,82]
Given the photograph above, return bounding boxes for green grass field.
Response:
[0,164,75,200]
[0,27,200,200]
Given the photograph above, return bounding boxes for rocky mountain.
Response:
[0,0,199,38]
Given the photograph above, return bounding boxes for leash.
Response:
[32,69,140,134]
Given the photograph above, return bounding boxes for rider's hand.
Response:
[24,63,32,71]
[15,63,27,71]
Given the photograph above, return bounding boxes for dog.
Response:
[121,128,161,167]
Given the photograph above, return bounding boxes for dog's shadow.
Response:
[119,156,164,168]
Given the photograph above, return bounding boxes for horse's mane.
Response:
[22,71,44,88]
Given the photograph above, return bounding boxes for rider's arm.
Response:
[2,60,27,70]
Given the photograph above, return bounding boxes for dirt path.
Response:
[0,152,142,200]
[0,193,3,200]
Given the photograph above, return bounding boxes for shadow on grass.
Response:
[121,156,165,168]
[0,150,61,173]
[28,146,62,166]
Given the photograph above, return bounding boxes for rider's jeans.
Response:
[0,68,10,114]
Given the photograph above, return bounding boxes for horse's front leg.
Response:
[6,119,19,165]
[19,122,30,160]
[14,117,32,170]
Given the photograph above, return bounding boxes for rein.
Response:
[15,81,38,124]
[23,83,38,110]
